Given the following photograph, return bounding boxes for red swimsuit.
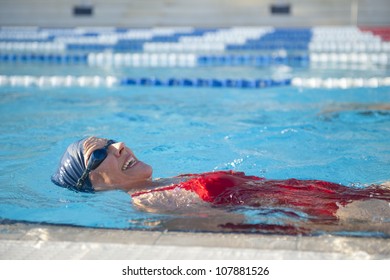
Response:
[132,170,390,219]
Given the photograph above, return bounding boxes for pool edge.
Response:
[0,222,389,259]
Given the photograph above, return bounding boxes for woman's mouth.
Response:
[122,156,138,171]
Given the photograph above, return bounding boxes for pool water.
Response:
[1,81,390,235]
[1,27,390,237]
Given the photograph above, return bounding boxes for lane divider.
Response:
[309,52,389,65]
[0,75,289,88]
[360,27,390,42]
[3,40,387,52]
[1,75,389,89]
[0,27,272,52]
[1,27,389,53]
[291,77,390,88]
[0,52,388,66]
[309,41,390,52]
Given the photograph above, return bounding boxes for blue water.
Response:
[1,73,390,235]
[2,27,390,236]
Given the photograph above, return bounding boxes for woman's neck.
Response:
[123,176,188,194]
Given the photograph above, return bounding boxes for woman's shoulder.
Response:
[130,176,189,196]
[153,176,189,186]
[130,176,206,213]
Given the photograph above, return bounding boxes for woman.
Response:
[51,136,390,233]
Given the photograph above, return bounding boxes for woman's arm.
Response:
[131,186,245,231]
[379,181,390,189]
[336,198,390,222]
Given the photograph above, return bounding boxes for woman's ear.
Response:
[88,171,105,191]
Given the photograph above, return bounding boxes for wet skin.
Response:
[83,137,153,191]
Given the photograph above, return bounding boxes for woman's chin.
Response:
[142,162,153,179]
[125,160,153,180]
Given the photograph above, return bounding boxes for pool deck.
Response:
[0,222,389,259]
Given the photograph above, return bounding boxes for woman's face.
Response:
[83,137,153,191]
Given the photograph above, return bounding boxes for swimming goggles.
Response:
[76,139,116,190]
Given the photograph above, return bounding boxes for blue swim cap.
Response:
[51,138,94,192]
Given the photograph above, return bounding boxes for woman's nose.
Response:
[110,142,125,157]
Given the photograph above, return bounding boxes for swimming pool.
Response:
[0,26,390,237]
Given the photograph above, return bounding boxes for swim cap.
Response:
[51,138,94,192]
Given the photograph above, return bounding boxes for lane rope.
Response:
[0,52,388,66]
[1,75,389,89]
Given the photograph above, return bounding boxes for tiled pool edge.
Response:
[0,223,389,259]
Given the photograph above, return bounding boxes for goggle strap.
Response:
[76,168,90,189]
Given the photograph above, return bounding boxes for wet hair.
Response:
[51,138,94,192]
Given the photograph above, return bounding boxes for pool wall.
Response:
[1,222,389,259]
[0,0,390,28]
